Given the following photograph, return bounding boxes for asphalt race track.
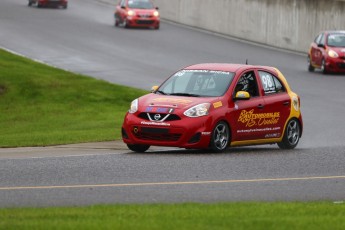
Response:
[0,0,344,207]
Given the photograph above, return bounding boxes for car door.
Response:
[310,33,325,67]
[257,70,291,139]
[116,0,127,22]
[230,70,267,141]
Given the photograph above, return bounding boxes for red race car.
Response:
[308,31,345,74]
[114,0,160,29]
[122,63,303,153]
[28,0,68,8]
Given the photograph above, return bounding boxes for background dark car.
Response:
[28,0,68,9]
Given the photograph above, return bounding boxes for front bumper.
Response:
[122,113,213,149]
[38,0,67,7]
[125,16,160,28]
[325,57,345,73]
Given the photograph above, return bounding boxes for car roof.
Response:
[324,30,345,34]
[183,63,276,73]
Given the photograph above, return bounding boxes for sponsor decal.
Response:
[141,121,170,126]
[145,107,174,113]
[213,101,222,109]
[175,70,231,77]
[153,98,192,105]
[237,127,281,133]
[201,132,211,135]
[292,96,299,111]
[265,133,281,138]
[238,109,280,127]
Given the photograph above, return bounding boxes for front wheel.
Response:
[278,118,301,149]
[127,144,150,153]
[321,59,328,74]
[209,121,230,152]
[307,56,314,72]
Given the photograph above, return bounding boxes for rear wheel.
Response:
[127,144,150,153]
[209,121,230,152]
[278,118,301,149]
[307,56,314,72]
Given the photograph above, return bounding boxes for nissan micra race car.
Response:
[122,63,303,153]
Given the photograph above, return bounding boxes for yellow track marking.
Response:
[1,175,344,191]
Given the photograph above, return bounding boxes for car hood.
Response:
[138,94,219,111]
[328,46,345,54]
[131,9,156,14]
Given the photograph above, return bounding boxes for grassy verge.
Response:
[0,49,146,147]
[1,202,344,229]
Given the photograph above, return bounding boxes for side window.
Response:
[320,33,326,46]
[259,71,285,95]
[314,34,322,44]
[234,71,259,97]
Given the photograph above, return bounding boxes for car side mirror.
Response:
[155,7,159,10]
[234,91,250,100]
[317,43,325,48]
[151,85,159,93]
[121,5,125,9]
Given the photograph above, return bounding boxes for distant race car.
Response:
[114,0,160,29]
[28,0,68,8]
[122,63,303,153]
[308,31,345,74]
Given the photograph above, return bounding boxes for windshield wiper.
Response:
[155,90,166,95]
[169,93,200,97]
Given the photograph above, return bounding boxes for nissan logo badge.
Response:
[154,114,161,121]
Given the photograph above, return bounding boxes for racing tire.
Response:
[307,56,314,72]
[28,1,32,6]
[123,20,129,28]
[321,59,328,74]
[115,19,119,27]
[127,144,150,153]
[278,118,301,150]
[209,121,230,153]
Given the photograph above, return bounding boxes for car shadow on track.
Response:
[124,145,306,156]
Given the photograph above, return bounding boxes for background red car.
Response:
[114,0,160,29]
[308,31,345,74]
[28,0,68,8]
[122,63,303,153]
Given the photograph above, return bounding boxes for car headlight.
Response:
[129,99,138,114]
[184,103,210,117]
[153,11,159,17]
[328,49,339,58]
[127,10,135,16]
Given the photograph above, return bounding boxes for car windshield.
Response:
[128,0,154,9]
[327,33,345,47]
[157,70,235,97]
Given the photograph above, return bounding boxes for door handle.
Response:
[257,104,264,109]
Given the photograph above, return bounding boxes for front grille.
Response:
[136,20,155,25]
[138,113,181,122]
[138,14,153,18]
[337,63,345,69]
[133,127,181,142]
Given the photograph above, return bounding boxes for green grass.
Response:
[0,49,146,147]
[0,202,344,229]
